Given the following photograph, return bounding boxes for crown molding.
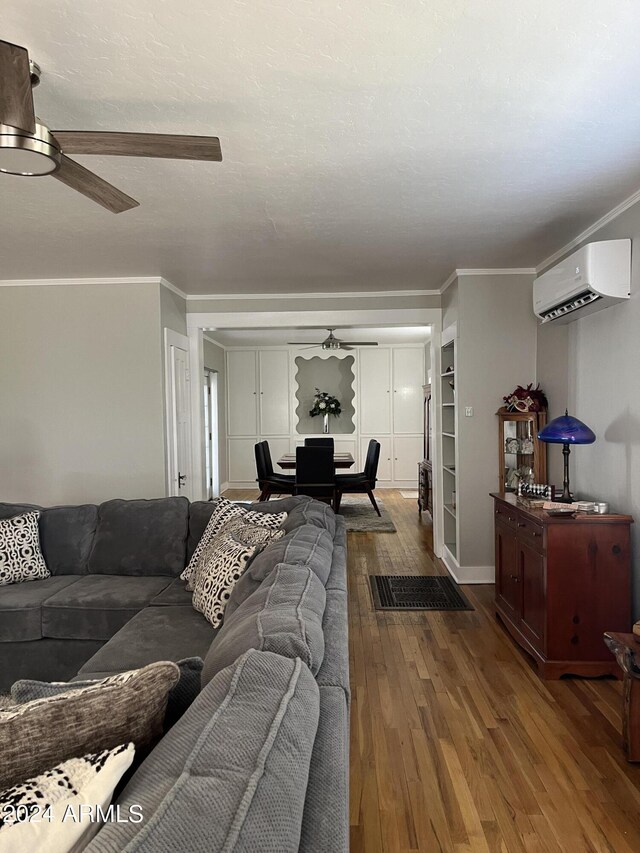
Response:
[536,185,640,274]
[439,267,536,293]
[159,277,189,300]
[203,333,226,349]
[0,275,163,289]
[184,288,439,302]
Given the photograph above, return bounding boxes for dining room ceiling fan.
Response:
[287,329,379,350]
[0,39,222,213]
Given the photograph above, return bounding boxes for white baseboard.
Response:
[448,563,495,585]
[219,481,230,494]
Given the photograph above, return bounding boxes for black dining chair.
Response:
[255,441,295,501]
[335,439,381,516]
[304,437,335,449]
[294,445,336,507]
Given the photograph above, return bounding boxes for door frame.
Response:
[164,328,193,498]
[204,369,220,499]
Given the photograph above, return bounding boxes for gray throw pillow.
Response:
[0,661,179,790]
[11,657,203,731]
[202,563,327,687]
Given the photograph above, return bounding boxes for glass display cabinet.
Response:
[497,408,547,492]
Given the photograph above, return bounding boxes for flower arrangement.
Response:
[503,383,548,413]
[309,388,342,418]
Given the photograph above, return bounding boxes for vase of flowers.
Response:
[309,388,341,434]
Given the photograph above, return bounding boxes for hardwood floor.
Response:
[225,489,640,852]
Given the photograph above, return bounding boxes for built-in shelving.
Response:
[439,332,458,572]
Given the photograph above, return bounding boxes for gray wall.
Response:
[160,286,187,336]
[453,274,538,569]
[203,337,228,487]
[0,283,166,504]
[536,203,640,614]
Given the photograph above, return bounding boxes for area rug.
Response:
[400,490,419,499]
[337,497,396,533]
[369,575,473,611]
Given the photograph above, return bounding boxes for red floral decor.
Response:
[503,384,548,413]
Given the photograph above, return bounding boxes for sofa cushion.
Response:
[149,577,193,607]
[42,575,171,640]
[192,535,260,628]
[0,661,180,790]
[77,606,218,675]
[0,576,80,642]
[315,587,350,698]
[88,497,189,577]
[0,511,50,587]
[202,563,327,687]
[85,650,319,853]
[225,524,334,618]
[0,503,99,576]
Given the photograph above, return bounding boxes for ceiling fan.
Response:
[0,39,222,213]
[287,329,379,350]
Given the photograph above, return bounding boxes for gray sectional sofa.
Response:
[0,495,349,853]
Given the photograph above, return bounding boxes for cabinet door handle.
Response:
[517,522,525,528]
[510,575,520,583]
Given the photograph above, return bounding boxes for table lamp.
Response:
[538,410,596,503]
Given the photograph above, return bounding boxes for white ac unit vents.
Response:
[533,239,631,325]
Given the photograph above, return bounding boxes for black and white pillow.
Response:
[191,535,259,628]
[181,498,287,589]
[0,512,49,588]
[0,743,134,852]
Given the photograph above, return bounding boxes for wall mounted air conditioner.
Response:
[533,238,631,324]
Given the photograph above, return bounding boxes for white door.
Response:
[165,330,193,497]
[227,350,258,436]
[361,436,392,482]
[392,348,424,433]
[359,348,391,434]
[393,435,423,481]
[259,350,290,435]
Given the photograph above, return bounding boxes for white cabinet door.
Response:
[333,438,357,464]
[359,348,391,434]
[361,436,392,482]
[259,350,290,436]
[228,438,258,483]
[392,348,424,434]
[393,435,423,481]
[227,351,258,436]
[262,437,291,474]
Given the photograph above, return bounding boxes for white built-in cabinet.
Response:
[226,345,425,487]
[358,347,424,484]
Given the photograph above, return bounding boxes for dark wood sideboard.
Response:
[491,492,633,678]
[418,460,432,517]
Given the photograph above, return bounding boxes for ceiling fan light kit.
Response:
[0,39,222,211]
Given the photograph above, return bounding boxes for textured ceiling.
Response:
[3,1,640,294]
[207,326,431,347]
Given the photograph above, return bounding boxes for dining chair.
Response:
[304,437,335,449]
[335,439,381,516]
[255,441,295,501]
[294,445,336,506]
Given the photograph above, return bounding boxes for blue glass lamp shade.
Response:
[537,412,596,445]
[537,410,595,502]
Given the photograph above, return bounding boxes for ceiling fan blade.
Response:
[0,40,35,133]
[51,155,139,213]
[287,343,320,347]
[339,345,354,350]
[340,342,379,346]
[51,131,222,161]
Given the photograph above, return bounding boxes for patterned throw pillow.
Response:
[0,512,49,587]
[192,535,259,628]
[0,661,179,790]
[181,497,287,589]
[0,743,135,853]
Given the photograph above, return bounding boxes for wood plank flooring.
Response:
[225,489,640,852]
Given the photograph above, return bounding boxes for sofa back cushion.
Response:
[0,503,98,575]
[86,650,319,853]
[225,524,334,618]
[88,498,189,576]
[202,563,327,687]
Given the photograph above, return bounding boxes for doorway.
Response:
[203,369,219,499]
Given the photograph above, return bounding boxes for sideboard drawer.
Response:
[495,502,517,529]
[516,516,545,552]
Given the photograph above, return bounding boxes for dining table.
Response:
[277,451,355,470]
